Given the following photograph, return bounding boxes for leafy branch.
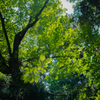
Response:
[21,55,72,63]
[13,0,49,55]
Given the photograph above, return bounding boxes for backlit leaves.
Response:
[45,58,52,64]
[1,0,100,99]
[21,67,41,83]
[40,54,45,62]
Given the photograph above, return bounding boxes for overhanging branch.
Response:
[13,0,49,54]
[0,12,12,57]
[21,57,37,63]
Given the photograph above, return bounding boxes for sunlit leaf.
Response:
[30,78,34,83]
[24,78,30,83]
[40,54,45,62]
[45,75,49,80]
[45,58,52,64]
[24,67,29,73]
[50,68,53,74]
[33,67,37,73]
[43,64,48,68]
[21,74,28,80]
[35,78,39,83]
[55,76,58,80]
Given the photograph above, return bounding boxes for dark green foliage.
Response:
[0,77,49,100]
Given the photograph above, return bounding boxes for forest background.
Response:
[0,0,100,99]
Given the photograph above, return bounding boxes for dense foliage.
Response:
[1,0,100,99]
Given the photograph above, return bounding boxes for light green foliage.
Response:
[40,54,45,62]
[96,91,100,100]
[0,72,6,80]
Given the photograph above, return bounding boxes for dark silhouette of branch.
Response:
[0,12,12,57]
[13,0,49,55]
[21,57,37,63]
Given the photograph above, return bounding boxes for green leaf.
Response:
[55,75,58,80]
[35,78,39,83]
[50,68,53,74]
[45,75,49,80]
[21,74,28,80]
[24,67,29,73]
[35,75,40,83]
[33,67,37,73]
[45,58,52,64]
[43,64,48,68]
[40,54,45,62]
[30,78,34,83]
[24,78,30,83]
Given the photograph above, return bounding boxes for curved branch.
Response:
[0,12,12,57]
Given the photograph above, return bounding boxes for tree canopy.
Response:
[1,0,100,99]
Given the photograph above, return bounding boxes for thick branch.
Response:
[0,12,12,57]
[13,0,49,54]
[34,0,49,19]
